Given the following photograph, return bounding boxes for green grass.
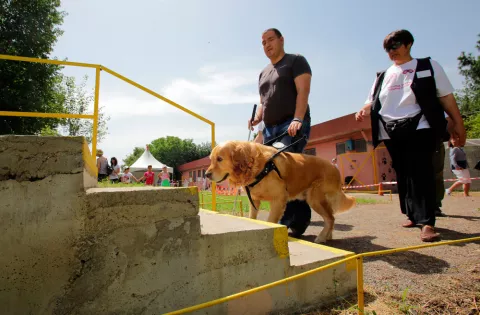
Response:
[199,193,386,214]
[94,183,386,213]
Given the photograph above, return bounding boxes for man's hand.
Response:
[248,117,261,131]
[288,120,302,137]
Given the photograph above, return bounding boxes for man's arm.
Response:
[438,93,466,146]
[293,73,311,121]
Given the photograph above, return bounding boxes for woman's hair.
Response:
[448,140,454,148]
[383,29,414,50]
[111,157,118,166]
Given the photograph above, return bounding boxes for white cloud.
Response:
[161,65,259,106]
[92,63,259,165]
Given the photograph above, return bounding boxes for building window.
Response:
[189,171,192,178]
[202,169,206,178]
[197,170,201,177]
[336,142,346,155]
[304,148,316,156]
[355,139,367,152]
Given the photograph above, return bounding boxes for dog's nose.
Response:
[205,172,212,179]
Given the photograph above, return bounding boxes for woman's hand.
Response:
[355,104,371,122]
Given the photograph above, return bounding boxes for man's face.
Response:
[148,166,152,172]
[262,30,283,59]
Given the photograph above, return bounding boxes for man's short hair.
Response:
[263,28,282,38]
[383,29,414,50]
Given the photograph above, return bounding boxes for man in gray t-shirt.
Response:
[248,28,313,237]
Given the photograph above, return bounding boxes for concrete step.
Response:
[199,209,355,270]
[288,237,354,269]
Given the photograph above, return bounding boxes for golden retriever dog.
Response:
[205,140,356,243]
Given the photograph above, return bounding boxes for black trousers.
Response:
[383,129,437,227]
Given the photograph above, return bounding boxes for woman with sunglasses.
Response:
[355,29,466,242]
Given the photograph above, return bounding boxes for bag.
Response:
[379,112,423,139]
[106,164,113,176]
[457,160,468,169]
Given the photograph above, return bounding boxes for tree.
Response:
[123,147,145,169]
[55,75,110,144]
[456,34,480,138]
[0,0,66,135]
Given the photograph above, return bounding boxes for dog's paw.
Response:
[314,236,327,244]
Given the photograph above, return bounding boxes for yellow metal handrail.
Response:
[0,54,217,210]
[165,235,480,315]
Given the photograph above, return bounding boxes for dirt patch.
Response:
[259,192,480,314]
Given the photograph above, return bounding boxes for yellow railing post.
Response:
[356,256,365,315]
[371,149,377,185]
[239,199,244,217]
[91,67,101,161]
[211,123,217,211]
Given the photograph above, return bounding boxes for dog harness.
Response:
[244,133,307,211]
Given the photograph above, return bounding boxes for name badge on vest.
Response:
[417,69,432,78]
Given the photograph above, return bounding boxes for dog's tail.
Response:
[333,190,356,214]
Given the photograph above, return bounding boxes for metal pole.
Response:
[211,123,217,211]
[92,67,101,163]
[356,256,364,315]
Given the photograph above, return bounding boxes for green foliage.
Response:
[464,112,480,138]
[123,147,145,169]
[149,136,213,179]
[38,125,60,136]
[56,75,110,144]
[0,0,66,134]
[457,34,480,138]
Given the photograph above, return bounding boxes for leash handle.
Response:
[250,104,257,125]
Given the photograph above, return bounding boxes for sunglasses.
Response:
[385,41,403,52]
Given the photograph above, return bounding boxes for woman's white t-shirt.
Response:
[109,164,121,180]
[365,59,454,140]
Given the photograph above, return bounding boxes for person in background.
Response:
[331,157,339,169]
[121,166,138,184]
[158,166,170,187]
[138,165,155,186]
[109,157,121,184]
[446,140,471,197]
[96,149,108,182]
[355,29,466,242]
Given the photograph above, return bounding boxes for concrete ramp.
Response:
[0,136,356,315]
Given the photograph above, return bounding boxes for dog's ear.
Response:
[230,143,254,183]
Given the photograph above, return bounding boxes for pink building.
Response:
[178,113,396,190]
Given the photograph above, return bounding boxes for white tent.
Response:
[129,145,173,173]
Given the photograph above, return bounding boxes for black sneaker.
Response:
[435,208,446,217]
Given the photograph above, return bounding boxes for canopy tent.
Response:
[129,145,173,173]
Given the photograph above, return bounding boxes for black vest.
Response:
[370,57,448,148]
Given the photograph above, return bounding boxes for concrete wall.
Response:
[0,135,356,315]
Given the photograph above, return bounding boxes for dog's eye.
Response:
[217,157,223,162]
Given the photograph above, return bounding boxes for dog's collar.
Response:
[245,160,282,211]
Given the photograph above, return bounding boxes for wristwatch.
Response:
[292,117,303,123]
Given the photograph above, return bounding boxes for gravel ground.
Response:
[259,192,480,314]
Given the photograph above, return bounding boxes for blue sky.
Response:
[52,0,480,164]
